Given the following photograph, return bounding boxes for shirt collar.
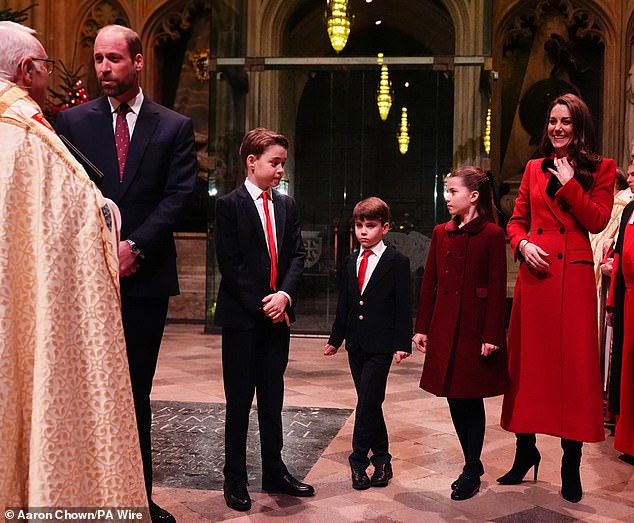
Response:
[359,240,386,259]
[108,88,144,115]
[245,178,273,201]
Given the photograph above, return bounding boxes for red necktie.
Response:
[358,250,373,293]
[261,192,277,290]
[115,103,130,182]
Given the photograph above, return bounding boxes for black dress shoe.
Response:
[370,463,393,487]
[451,462,484,490]
[149,501,176,523]
[223,481,251,511]
[351,470,371,490]
[450,474,480,501]
[262,473,315,497]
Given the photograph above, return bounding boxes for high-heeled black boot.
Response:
[561,438,583,503]
[497,433,541,484]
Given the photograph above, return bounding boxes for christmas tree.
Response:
[45,62,89,124]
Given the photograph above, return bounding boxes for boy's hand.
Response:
[324,344,339,356]
[481,342,499,356]
[262,292,289,323]
[412,333,427,353]
[394,351,409,364]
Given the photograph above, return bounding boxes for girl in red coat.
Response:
[500,93,614,503]
[413,166,508,501]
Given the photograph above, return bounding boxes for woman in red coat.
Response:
[500,94,614,503]
[413,167,508,501]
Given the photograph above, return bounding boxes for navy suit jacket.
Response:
[214,184,305,329]
[55,95,197,298]
[328,245,412,354]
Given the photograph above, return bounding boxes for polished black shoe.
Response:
[223,481,251,511]
[451,462,484,490]
[149,501,176,523]
[370,463,393,487]
[450,474,480,501]
[351,470,371,490]
[262,473,315,497]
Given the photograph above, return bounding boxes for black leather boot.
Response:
[497,433,541,485]
[561,438,583,503]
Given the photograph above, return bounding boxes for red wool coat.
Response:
[502,157,615,442]
[415,216,508,398]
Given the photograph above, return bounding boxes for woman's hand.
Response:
[601,258,614,277]
[412,333,427,353]
[549,156,574,185]
[520,241,551,272]
[393,351,410,364]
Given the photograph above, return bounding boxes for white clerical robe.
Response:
[0,79,147,511]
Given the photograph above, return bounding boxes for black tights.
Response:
[447,398,485,477]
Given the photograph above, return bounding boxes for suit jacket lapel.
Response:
[272,190,286,250]
[348,253,360,296]
[363,246,394,295]
[238,184,269,252]
[119,99,160,198]
[92,98,120,197]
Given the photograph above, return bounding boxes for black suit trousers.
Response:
[222,315,290,483]
[121,294,169,498]
[347,350,393,471]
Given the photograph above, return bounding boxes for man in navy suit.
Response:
[55,24,197,523]
[215,128,313,511]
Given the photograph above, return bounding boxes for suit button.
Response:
[557,253,563,259]
[445,270,450,275]
[359,300,364,306]
[537,228,543,234]
[455,291,459,295]
[447,251,452,257]
[358,315,364,321]
[560,228,565,234]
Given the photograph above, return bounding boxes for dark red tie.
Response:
[358,250,373,293]
[115,103,130,182]
[261,192,277,290]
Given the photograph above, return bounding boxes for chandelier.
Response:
[376,53,392,121]
[483,106,492,156]
[326,0,351,53]
[397,107,410,155]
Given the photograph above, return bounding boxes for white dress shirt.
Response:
[108,89,144,138]
[357,240,387,293]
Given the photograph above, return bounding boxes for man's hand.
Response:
[118,240,139,277]
[324,344,339,356]
[262,292,289,323]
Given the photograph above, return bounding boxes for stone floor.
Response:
[150,324,634,522]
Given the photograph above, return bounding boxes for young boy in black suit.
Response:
[324,197,412,489]
[215,128,312,511]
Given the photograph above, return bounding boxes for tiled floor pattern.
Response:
[151,324,634,522]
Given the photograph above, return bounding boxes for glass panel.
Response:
[205,60,454,334]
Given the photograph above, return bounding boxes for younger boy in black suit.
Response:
[324,197,412,489]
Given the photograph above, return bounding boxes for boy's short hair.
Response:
[239,128,289,164]
[353,197,390,225]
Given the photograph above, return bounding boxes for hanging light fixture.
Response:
[397,107,410,155]
[483,106,492,156]
[376,53,392,121]
[325,0,351,53]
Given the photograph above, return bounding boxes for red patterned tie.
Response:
[115,103,130,182]
[357,250,373,293]
[261,192,277,290]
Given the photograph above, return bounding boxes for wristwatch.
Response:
[126,239,143,258]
